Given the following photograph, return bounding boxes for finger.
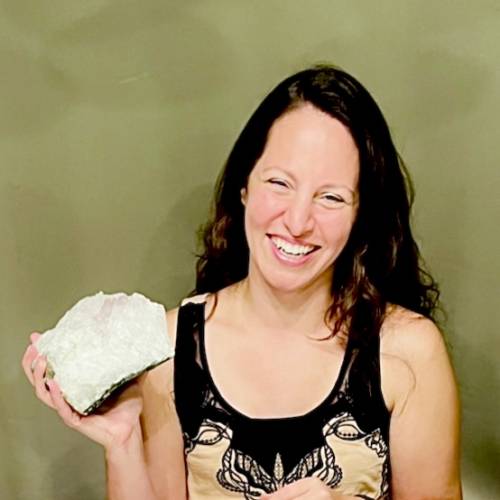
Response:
[30,332,42,344]
[46,379,82,429]
[32,356,56,409]
[21,344,39,385]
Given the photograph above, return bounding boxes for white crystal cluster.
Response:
[35,291,174,415]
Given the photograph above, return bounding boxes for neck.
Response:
[236,269,333,338]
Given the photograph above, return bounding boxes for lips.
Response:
[267,234,320,265]
[267,235,319,255]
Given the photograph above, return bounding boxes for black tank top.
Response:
[173,300,391,499]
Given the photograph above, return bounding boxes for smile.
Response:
[267,235,319,265]
[270,236,317,256]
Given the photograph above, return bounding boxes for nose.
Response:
[283,194,315,237]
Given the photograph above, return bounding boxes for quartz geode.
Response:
[35,291,174,415]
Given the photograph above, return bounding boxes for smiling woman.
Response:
[23,64,462,500]
[184,64,461,499]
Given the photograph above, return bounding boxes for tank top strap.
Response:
[175,302,204,360]
[174,302,207,437]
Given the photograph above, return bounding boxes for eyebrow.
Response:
[262,166,356,195]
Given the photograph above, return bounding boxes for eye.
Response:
[267,178,289,188]
[320,193,345,204]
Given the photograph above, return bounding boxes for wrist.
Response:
[104,424,157,500]
[105,424,144,462]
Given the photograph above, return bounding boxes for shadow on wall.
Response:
[456,328,500,496]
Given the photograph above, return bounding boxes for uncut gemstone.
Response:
[35,291,174,415]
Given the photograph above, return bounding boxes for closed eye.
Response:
[267,178,289,188]
[321,194,345,203]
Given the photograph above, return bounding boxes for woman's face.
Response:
[241,103,359,294]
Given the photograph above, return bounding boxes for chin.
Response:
[249,248,335,294]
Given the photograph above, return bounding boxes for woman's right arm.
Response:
[137,308,187,499]
[102,357,187,500]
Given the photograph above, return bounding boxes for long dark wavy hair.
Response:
[194,64,440,350]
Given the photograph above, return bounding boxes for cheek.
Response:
[317,210,356,244]
[245,190,284,228]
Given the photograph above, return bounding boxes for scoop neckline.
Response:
[197,302,354,422]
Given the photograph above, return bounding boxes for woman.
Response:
[22,65,461,499]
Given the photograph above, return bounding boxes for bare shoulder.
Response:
[379,306,451,413]
[380,305,448,365]
[180,293,211,305]
[381,307,461,497]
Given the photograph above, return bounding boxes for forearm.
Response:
[105,426,158,500]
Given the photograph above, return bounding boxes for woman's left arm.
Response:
[383,315,462,500]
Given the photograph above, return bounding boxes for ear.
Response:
[240,187,247,206]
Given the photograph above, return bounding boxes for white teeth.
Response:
[271,237,315,256]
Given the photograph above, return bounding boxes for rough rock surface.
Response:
[35,291,174,415]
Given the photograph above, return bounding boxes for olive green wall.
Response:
[1,1,498,498]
